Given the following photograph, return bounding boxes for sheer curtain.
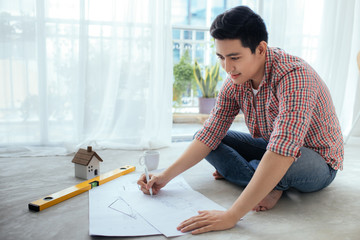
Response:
[0,0,173,156]
[258,0,360,139]
[318,0,360,139]
[1,0,359,157]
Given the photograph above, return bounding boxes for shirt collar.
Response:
[250,47,274,90]
[263,47,274,85]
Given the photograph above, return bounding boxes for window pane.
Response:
[211,0,225,20]
[195,44,204,63]
[196,31,204,40]
[190,0,206,26]
[184,43,192,52]
[173,43,180,63]
[184,30,192,40]
[173,29,181,39]
[172,0,189,25]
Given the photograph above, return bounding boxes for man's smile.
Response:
[230,73,241,79]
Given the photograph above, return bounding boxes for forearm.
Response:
[162,139,212,183]
[228,150,294,221]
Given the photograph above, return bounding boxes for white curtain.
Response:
[1,0,359,157]
[0,0,173,156]
[258,0,360,139]
[319,0,360,139]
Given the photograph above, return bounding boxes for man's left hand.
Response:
[177,210,238,235]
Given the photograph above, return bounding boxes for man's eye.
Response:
[231,57,240,60]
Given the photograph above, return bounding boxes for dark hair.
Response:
[210,6,268,54]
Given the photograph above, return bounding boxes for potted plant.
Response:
[173,50,195,106]
[193,60,222,114]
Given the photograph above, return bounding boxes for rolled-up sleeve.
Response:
[195,78,240,150]
[267,68,318,160]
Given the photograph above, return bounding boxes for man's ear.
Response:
[257,41,267,55]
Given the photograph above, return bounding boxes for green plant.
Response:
[173,50,195,105]
[193,60,221,98]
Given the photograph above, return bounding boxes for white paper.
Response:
[89,173,161,236]
[119,181,226,237]
[89,171,226,237]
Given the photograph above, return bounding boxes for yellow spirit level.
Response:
[28,165,135,212]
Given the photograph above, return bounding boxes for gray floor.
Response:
[1,137,359,240]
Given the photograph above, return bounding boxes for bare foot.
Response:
[252,189,283,212]
[212,170,224,180]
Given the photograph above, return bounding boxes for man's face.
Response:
[215,39,266,87]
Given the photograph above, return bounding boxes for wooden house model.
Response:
[71,146,103,180]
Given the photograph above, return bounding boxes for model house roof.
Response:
[71,146,103,166]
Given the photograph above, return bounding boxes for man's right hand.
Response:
[137,172,168,195]
[137,139,212,195]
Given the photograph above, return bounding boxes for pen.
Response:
[144,167,153,196]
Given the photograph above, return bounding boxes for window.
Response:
[171,0,244,113]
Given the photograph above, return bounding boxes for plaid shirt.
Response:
[195,47,344,170]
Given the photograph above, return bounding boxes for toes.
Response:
[253,206,267,212]
[213,170,224,180]
[260,206,268,211]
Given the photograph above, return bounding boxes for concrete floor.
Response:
[1,137,359,240]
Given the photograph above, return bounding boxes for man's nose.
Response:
[224,59,234,73]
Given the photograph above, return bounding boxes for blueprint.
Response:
[89,171,226,237]
[89,172,160,236]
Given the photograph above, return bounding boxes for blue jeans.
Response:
[204,130,337,192]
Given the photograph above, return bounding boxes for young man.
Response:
[138,6,343,234]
